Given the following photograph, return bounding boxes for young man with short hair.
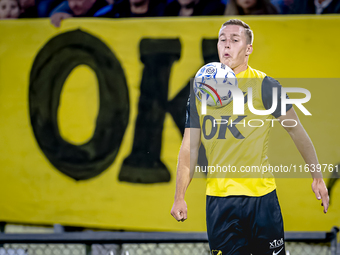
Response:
[171,19,329,255]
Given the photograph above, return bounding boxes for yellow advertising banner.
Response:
[0,16,339,232]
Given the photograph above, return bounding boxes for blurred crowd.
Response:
[0,0,339,26]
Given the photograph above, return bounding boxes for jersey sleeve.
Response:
[261,76,293,118]
[185,94,200,128]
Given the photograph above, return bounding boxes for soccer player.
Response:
[170,19,329,255]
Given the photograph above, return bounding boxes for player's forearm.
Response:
[287,124,323,179]
[174,145,199,201]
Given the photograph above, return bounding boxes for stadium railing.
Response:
[0,226,338,255]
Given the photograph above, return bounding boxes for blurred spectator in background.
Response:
[163,0,225,16]
[0,0,20,19]
[290,0,340,14]
[19,0,61,17]
[19,0,37,17]
[224,0,278,15]
[99,0,166,18]
[50,0,108,27]
[270,0,293,14]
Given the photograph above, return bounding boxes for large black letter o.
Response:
[29,29,129,180]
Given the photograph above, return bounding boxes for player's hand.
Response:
[171,199,188,222]
[311,178,329,213]
[50,12,72,28]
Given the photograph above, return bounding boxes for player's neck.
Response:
[232,62,248,75]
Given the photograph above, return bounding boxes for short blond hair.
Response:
[219,19,254,45]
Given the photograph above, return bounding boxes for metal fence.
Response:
[0,227,338,255]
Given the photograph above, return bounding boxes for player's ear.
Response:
[246,44,253,56]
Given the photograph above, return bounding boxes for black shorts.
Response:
[206,190,285,255]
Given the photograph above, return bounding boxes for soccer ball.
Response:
[194,62,237,107]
